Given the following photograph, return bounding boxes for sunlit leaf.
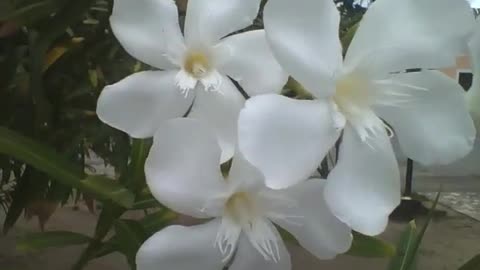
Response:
[43,38,84,72]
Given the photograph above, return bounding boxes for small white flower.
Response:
[238,0,476,236]
[467,0,480,8]
[353,0,372,8]
[96,0,287,163]
[136,118,352,270]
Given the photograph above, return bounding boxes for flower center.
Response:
[333,73,373,118]
[175,50,223,95]
[225,192,257,226]
[215,191,282,262]
[184,51,211,78]
[333,72,389,142]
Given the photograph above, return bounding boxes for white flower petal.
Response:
[189,77,245,163]
[467,21,480,124]
[375,71,476,166]
[238,95,341,189]
[267,179,352,260]
[263,0,341,98]
[136,220,225,270]
[229,233,291,270]
[97,71,193,138]
[228,152,266,193]
[429,136,480,176]
[325,125,401,236]
[345,0,475,74]
[467,0,480,8]
[145,118,227,218]
[110,0,185,69]
[215,30,288,96]
[184,0,261,46]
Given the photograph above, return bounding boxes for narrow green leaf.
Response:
[82,176,134,209]
[131,190,161,210]
[347,232,396,258]
[413,192,441,255]
[94,240,117,259]
[127,139,151,193]
[114,220,148,270]
[94,209,176,260]
[73,204,125,270]
[17,231,91,252]
[131,197,162,210]
[0,1,59,24]
[388,192,441,270]
[388,221,418,270]
[114,219,147,248]
[0,127,134,208]
[3,168,33,234]
[459,254,480,270]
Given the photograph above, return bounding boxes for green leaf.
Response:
[114,220,148,270]
[284,77,314,99]
[115,219,147,248]
[388,192,441,270]
[82,176,134,209]
[347,232,396,258]
[73,204,125,270]
[0,1,61,25]
[127,139,151,193]
[0,127,134,208]
[459,254,480,270]
[131,197,162,210]
[94,209,176,261]
[131,191,162,210]
[388,221,418,270]
[17,231,91,252]
[3,167,35,234]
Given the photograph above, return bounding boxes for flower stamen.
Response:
[184,51,211,79]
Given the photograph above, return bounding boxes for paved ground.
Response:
[1,201,479,270]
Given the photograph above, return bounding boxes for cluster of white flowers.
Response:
[96,0,480,269]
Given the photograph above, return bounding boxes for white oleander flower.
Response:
[237,0,476,235]
[136,118,352,270]
[96,0,287,162]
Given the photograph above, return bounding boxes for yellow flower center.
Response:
[184,51,211,78]
[333,73,373,118]
[225,192,256,226]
